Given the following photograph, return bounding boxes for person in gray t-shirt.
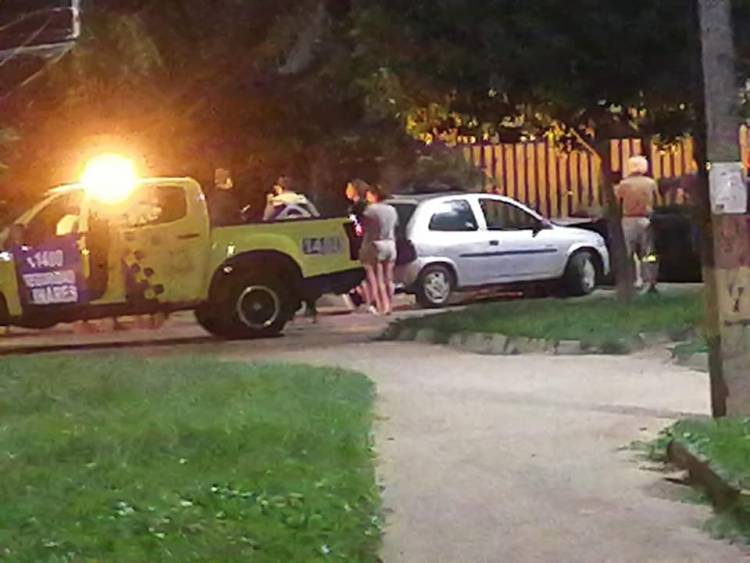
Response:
[361,185,398,315]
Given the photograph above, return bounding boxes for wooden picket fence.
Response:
[464,126,750,218]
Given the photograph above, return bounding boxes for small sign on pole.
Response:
[709,161,748,214]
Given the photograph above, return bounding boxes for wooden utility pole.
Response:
[698,0,750,416]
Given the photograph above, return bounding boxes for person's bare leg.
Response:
[375,262,392,315]
[365,265,382,314]
[384,261,395,314]
[374,262,385,315]
[358,282,371,307]
[633,254,644,289]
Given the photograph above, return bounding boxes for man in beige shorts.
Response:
[615,156,659,292]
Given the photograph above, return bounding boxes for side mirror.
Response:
[532,220,550,236]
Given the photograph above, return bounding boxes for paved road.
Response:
[2,287,745,561]
[219,342,746,563]
[0,301,403,356]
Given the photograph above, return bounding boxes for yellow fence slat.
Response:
[673,145,684,178]
[651,144,662,179]
[515,144,526,203]
[611,140,621,173]
[548,142,559,217]
[558,152,570,217]
[536,142,548,216]
[570,151,580,213]
[471,145,483,169]
[661,151,672,178]
[740,125,748,168]
[494,145,504,192]
[580,152,591,209]
[504,145,516,200]
[526,143,537,210]
[621,140,632,173]
[463,145,473,167]
[483,145,494,181]
[684,138,697,173]
[591,157,602,206]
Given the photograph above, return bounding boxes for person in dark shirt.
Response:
[343,179,372,310]
[346,179,369,222]
[208,168,241,226]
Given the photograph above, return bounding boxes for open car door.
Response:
[12,189,90,319]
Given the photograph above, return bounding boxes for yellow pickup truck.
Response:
[0,177,363,338]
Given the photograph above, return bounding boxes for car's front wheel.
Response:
[415,264,454,308]
[564,251,598,296]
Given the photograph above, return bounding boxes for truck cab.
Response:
[0,177,363,338]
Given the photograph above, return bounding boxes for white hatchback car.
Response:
[388,192,610,308]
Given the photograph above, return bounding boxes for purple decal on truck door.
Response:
[15,235,84,306]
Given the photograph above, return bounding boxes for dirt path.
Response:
[225,342,747,563]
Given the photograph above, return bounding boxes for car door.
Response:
[420,198,488,287]
[13,189,89,312]
[478,197,562,281]
[90,184,210,308]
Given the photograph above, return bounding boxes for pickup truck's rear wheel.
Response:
[195,304,225,336]
[220,272,294,339]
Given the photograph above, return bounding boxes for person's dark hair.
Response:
[366,184,388,202]
[276,175,292,190]
[348,178,370,198]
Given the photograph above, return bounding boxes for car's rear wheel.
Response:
[564,251,597,296]
[195,303,225,336]
[415,264,454,308]
[199,271,295,339]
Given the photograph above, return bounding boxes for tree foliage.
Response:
[351,0,750,298]
[0,0,416,212]
[3,0,750,219]
[355,0,727,145]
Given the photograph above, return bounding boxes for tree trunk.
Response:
[595,139,635,302]
[692,125,728,416]
[698,0,749,416]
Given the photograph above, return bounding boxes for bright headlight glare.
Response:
[81,153,138,204]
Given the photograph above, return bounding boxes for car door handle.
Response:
[177,233,201,240]
[489,240,500,246]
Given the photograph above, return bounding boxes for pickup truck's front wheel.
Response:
[203,272,294,339]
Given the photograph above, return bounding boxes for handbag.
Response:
[396,239,417,266]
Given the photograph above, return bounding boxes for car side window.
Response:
[120,186,187,228]
[481,199,539,231]
[428,200,478,232]
[24,191,84,246]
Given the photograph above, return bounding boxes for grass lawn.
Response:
[666,418,750,541]
[397,291,704,345]
[670,418,750,489]
[0,356,381,562]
